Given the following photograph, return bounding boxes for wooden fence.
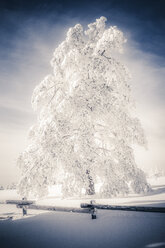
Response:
[1,199,165,219]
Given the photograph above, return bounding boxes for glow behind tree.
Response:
[17,17,150,198]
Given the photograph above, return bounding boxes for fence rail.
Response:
[17,204,90,214]
[1,199,165,219]
[0,200,35,205]
[81,203,165,213]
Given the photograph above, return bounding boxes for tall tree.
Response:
[18,17,150,198]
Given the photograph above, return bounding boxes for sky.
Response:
[0,0,165,186]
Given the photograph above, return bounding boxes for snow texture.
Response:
[17,17,150,198]
[0,177,165,248]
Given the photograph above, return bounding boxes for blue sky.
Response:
[0,0,165,185]
[0,0,165,59]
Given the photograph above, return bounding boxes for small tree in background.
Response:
[17,17,150,198]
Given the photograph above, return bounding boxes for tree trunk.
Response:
[86,170,95,195]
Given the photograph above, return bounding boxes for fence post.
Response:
[22,197,27,216]
[90,200,97,219]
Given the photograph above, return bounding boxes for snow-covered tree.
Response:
[17,17,150,198]
[0,185,4,190]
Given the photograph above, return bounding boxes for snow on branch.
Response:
[18,17,150,198]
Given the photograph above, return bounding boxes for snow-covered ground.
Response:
[0,177,165,248]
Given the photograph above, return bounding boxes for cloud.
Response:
[0,16,69,185]
[119,35,165,173]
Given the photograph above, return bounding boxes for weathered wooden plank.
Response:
[17,204,90,214]
[5,200,35,205]
[81,203,165,213]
